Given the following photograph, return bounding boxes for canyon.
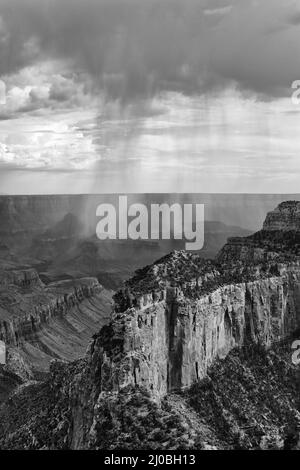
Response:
[95,202,300,397]
[0,194,254,291]
[0,200,299,449]
[0,266,113,401]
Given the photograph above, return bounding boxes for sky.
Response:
[0,0,300,194]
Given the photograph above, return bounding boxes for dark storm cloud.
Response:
[0,0,299,101]
[286,10,300,26]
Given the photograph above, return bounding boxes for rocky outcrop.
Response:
[93,264,300,396]
[217,201,300,265]
[0,272,102,347]
[263,201,300,231]
[93,202,300,396]
[0,268,43,288]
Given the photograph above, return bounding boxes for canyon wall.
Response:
[263,201,300,231]
[93,262,300,396]
[92,201,300,397]
[167,267,300,390]
[0,271,102,347]
[0,268,43,288]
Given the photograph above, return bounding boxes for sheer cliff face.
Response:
[263,201,300,232]
[94,266,300,395]
[94,202,300,396]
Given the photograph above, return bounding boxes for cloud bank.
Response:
[1,0,300,103]
[0,0,300,193]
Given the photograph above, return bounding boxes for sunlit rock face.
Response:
[93,202,300,396]
[93,268,300,395]
[218,201,300,265]
[94,301,169,396]
[168,271,300,390]
[0,340,5,365]
[263,201,300,232]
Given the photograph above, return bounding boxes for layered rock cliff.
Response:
[263,201,300,232]
[94,261,300,396]
[0,270,102,347]
[93,202,300,396]
[0,268,43,288]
